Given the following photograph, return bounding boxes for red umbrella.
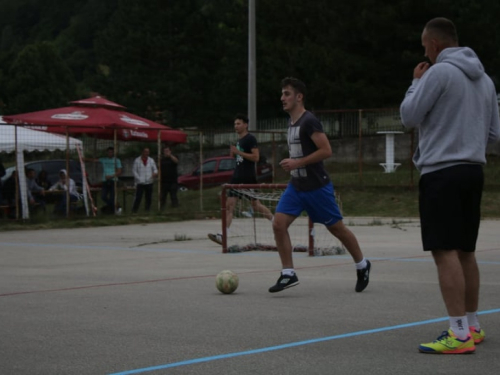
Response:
[3,97,187,144]
[70,96,126,109]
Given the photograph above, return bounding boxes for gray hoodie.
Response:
[400,47,500,174]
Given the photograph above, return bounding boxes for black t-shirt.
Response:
[160,157,178,183]
[288,111,330,191]
[0,161,5,187]
[231,133,258,184]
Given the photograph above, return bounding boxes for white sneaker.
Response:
[208,233,222,245]
[116,208,122,215]
[241,211,253,218]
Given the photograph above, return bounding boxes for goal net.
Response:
[219,184,346,256]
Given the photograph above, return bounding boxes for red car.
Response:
[178,156,273,191]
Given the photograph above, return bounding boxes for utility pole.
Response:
[248,0,256,131]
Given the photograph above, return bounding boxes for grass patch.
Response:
[335,186,419,217]
[1,159,499,231]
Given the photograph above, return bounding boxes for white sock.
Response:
[449,316,469,340]
[355,258,367,270]
[466,311,480,330]
[282,268,295,276]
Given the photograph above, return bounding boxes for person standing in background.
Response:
[400,17,500,354]
[132,148,158,213]
[160,146,179,209]
[85,147,122,213]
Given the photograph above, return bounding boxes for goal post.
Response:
[219,184,345,256]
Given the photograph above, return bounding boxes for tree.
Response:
[91,0,249,127]
[0,0,499,124]
[4,41,76,114]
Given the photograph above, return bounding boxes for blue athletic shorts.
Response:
[276,182,343,226]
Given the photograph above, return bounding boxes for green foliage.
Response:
[90,0,249,127]
[0,0,499,122]
[4,41,76,114]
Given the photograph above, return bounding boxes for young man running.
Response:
[269,77,371,293]
[208,114,273,245]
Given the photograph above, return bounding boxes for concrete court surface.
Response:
[0,217,499,375]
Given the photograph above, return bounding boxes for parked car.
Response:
[177,155,273,191]
[1,159,84,189]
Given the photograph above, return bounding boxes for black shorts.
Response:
[228,177,258,200]
[228,188,257,201]
[419,164,483,252]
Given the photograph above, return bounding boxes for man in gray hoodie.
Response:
[400,18,500,354]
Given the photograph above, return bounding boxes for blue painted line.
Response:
[331,255,500,265]
[108,308,500,375]
[394,258,500,265]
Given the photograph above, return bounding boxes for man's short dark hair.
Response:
[425,17,458,44]
[107,146,114,152]
[281,77,307,96]
[234,113,249,124]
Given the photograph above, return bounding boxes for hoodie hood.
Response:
[438,47,484,81]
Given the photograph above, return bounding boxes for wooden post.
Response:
[358,109,363,184]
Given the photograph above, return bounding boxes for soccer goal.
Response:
[219,184,346,256]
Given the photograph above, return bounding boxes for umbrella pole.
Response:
[157,130,161,212]
[114,129,118,214]
[93,138,97,186]
[14,127,20,220]
[199,131,203,212]
[65,128,70,218]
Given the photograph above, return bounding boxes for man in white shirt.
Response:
[49,169,80,214]
[132,148,158,213]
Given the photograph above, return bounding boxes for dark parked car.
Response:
[1,159,84,189]
[177,156,273,191]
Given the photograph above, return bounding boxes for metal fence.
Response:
[178,108,414,189]
[183,108,405,146]
[1,108,499,220]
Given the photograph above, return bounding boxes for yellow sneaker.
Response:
[419,329,475,354]
[469,326,485,344]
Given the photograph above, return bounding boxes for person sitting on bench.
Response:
[49,169,80,214]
